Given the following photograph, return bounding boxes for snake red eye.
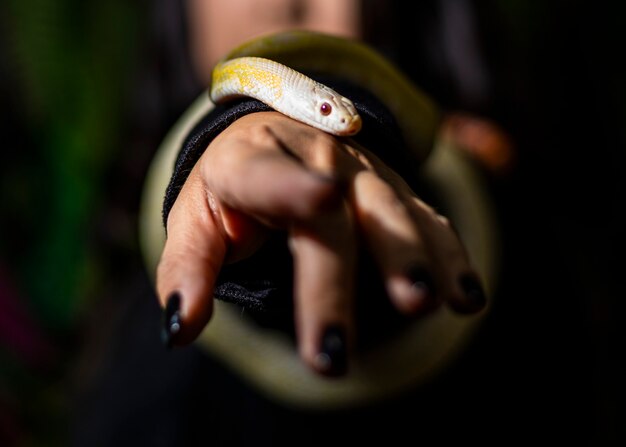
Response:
[320,102,332,115]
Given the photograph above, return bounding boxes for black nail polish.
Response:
[459,274,487,310]
[162,292,182,349]
[406,265,435,299]
[315,326,347,377]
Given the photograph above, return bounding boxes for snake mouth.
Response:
[345,116,362,135]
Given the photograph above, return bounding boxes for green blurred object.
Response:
[2,0,141,330]
[1,2,144,444]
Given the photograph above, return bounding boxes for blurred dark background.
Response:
[0,0,624,445]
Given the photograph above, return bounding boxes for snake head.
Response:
[308,85,362,136]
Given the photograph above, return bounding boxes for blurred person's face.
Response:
[188,0,360,84]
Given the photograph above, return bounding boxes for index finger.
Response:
[156,166,227,347]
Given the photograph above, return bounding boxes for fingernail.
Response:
[315,325,347,377]
[406,265,436,302]
[162,292,182,349]
[459,274,487,310]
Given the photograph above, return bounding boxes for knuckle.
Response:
[360,172,404,212]
[379,188,406,216]
[222,121,279,151]
[432,213,464,242]
[308,134,342,169]
[223,117,280,148]
[436,214,451,228]
[343,144,372,168]
[249,123,280,146]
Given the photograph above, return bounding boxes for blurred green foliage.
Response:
[1,1,144,444]
[2,0,141,329]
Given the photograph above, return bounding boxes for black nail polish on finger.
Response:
[406,265,436,302]
[459,274,487,311]
[315,325,347,377]
[162,292,182,349]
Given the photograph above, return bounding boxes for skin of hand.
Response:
[156,111,487,376]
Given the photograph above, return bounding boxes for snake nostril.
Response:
[341,118,346,124]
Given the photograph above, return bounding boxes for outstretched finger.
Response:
[347,143,486,316]
[156,166,227,347]
[289,203,356,377]
[406,197,487,314]
[351,169,439,315]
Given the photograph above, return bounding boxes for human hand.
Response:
[156,111,487,376]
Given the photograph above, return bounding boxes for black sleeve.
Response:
[162,77,427,337]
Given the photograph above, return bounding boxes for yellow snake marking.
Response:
[213,58,284,103]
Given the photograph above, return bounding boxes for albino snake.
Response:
[208,30,441,163]
[211,56,363,136]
